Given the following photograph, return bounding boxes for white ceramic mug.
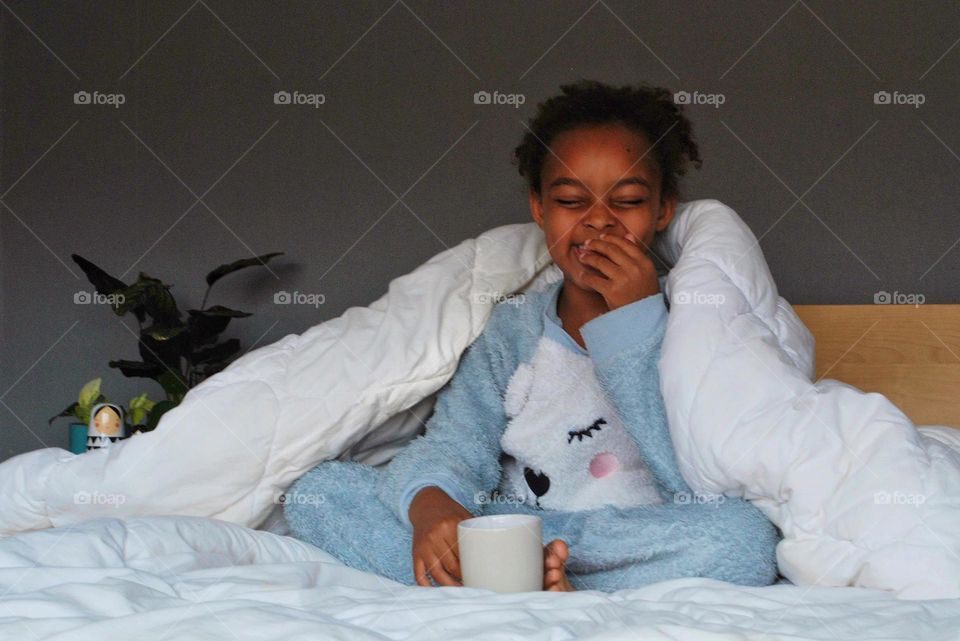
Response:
[457,514,543,593]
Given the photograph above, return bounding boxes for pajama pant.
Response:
[283,460,780,591]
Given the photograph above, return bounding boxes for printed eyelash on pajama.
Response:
[567,417,607,443]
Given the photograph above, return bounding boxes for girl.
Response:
[285,80,781,591]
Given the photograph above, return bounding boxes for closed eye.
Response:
[567,418,606,444]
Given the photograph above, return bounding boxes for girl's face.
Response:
[528,122,675,289]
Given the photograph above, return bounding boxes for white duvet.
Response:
[655,202,960,599]
[1,515,958,641]
[1,199,959,617]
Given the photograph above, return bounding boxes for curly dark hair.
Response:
[512,79,702,201]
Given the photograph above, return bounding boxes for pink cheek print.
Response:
[589,452,620,478]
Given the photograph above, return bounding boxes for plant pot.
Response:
[68,422,88,454]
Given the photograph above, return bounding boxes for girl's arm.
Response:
[376,313,512,529]
[579,292,690,496]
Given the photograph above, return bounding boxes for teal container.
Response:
[68,423,88,454]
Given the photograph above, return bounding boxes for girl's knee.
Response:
[289,460,378,499]
[283,460,415,585]
[710,499,781,585]
[283,460,380,536]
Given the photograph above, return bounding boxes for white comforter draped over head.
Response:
[655,200,960,599]
[1,199,957,599]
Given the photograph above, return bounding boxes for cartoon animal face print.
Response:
[498,336,663,511]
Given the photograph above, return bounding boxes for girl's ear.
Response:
[528,188,545,229]
[656,197,677,232]
[504,362,535,418]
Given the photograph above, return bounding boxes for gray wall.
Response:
[2,1,958,460]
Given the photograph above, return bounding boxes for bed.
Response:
[2,202,958,640]
[0,312,956,641]
[0,316,960,641]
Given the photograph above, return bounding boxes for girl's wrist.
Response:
[409,486,465,526]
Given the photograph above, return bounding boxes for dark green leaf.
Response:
[109,359,164,379]
[156,371,188,403]
[187,306,252,347]
[116,274,181,326]
[48,402,79,426]
[144,400,177,432]
[137,323,188,370]
[205,252,283,287]
[71,254,127,296]
[72,255,146,322]
[139,335,185,370]
[188,313,229,347]
[190,338,240,365]
[201,363,229,377]
[143,325,187,340]
[192,305,252,318]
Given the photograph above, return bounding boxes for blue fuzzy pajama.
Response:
[285,278,781,591]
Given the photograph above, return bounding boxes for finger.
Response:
[549,539,569,563]
[621,231,654,255]
[607,232,655,264]
[599,234,657,273]
[588,234,642,265]
[426,550,461,587]
[579,269,611,296]
[437,537,463,584]
[544,567,564,588]
[445,542,463,582]
[577,248,619,279]
[441,556,463,585]
[414,555,432,587]
[543,546,559,574]
[543,543,561,570]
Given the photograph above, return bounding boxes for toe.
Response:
[545,539,569,564]
[553,539,569,562]
[543,543,562,569]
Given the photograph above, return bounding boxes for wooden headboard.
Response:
[793,305,960,428]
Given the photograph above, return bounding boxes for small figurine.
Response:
[87,403,125,450]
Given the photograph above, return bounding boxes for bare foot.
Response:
[543,539,575,591]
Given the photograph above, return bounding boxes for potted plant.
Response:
[53,251,283,450]
[49,378,105,454]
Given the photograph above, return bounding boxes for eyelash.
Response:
[567,418,607,443]
[556,200,645,207]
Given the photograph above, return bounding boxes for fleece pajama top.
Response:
[284,278,781,590]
